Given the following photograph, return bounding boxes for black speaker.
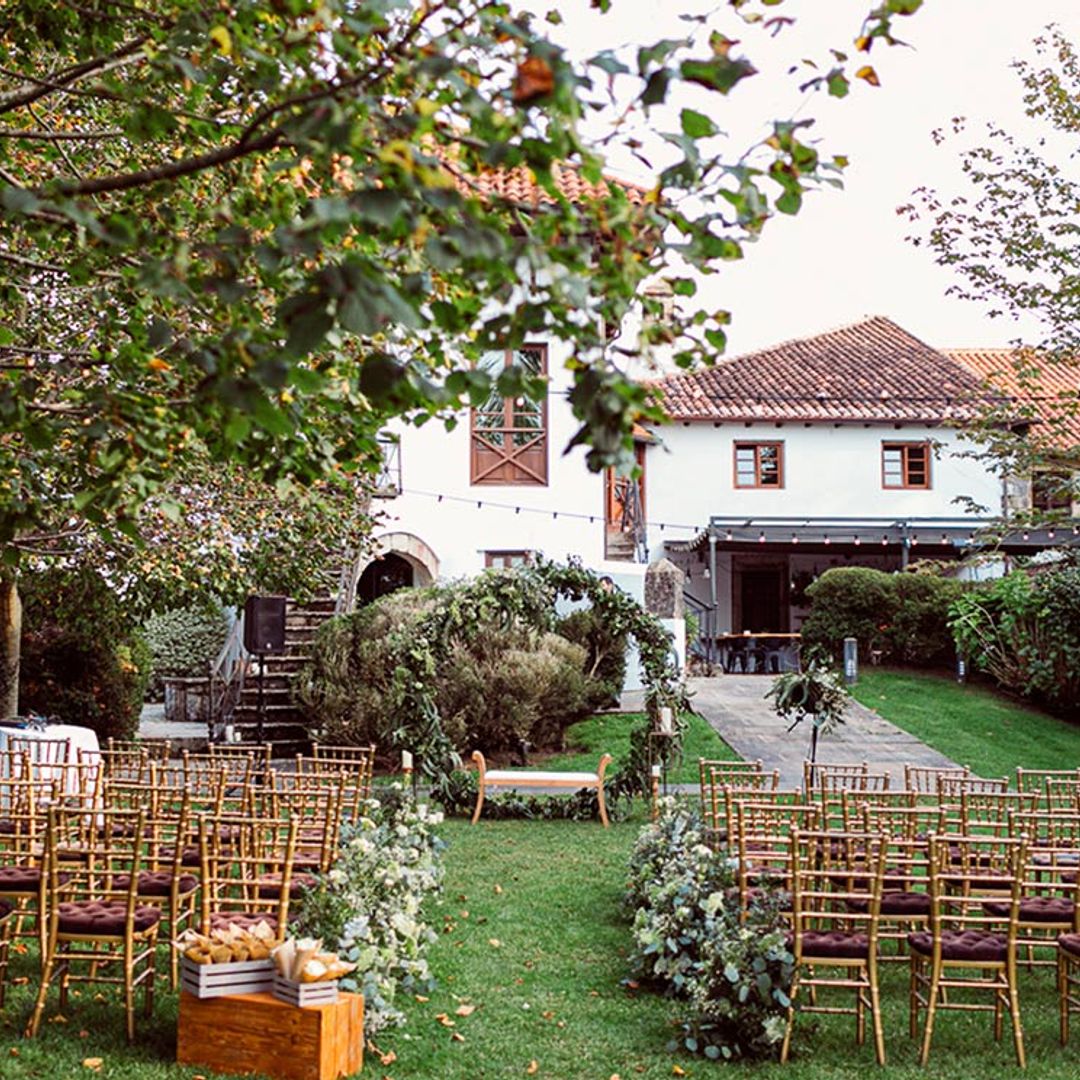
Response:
[243,595,287,653]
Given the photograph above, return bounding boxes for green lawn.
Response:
[541,710,738,783]
[2,815,1076,1078]
[850,668,1080,781]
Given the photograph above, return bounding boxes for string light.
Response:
[1048,528,1056,540]
[854,535,861,547]
[881,534,888,545]
[758,531,766,543]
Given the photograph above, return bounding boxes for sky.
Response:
[541,0,1080,356]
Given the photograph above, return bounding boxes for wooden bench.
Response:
[470,750,613,827]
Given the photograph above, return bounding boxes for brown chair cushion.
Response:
[255,872,317,900]
[788,930,869,960]
[848,891,931,918]
[113,870,199,898]
[0,864,70,892]
[0,818,15,835]
[984,897,1074,924]
[56,900,161,936]
[908,929,1007,962]
[208,911,280,933]
[1058,933,1080,958]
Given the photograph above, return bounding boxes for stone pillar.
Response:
[645,559,686,671]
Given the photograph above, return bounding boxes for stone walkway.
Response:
[687,674,958,789]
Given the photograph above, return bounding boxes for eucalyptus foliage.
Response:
[766,654,850,762]
[1,0,924,556]
[625,801,793,1061]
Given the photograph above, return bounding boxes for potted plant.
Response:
[765,653,850,764]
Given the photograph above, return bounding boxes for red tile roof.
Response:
[456,162,650,208]
[653,316,999,424]
[945,348,1080,453]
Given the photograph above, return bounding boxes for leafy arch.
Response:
[377,556,684,790]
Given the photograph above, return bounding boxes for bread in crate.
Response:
[270,937,356,1008]
[175,922,278,998]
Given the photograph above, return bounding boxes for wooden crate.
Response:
[180,956,275,998]
[177,989,363,1080]
[273,972,339,1007]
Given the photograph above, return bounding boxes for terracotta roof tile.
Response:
[653,316,998,424]
[458,162,649,207]
[945,348,1080,453]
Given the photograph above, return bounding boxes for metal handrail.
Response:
[683,589,717,667]
[207,617,250,742]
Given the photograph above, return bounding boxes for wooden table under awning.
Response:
[713,633,802,674]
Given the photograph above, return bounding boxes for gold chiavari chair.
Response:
[294,759,371,822]
[198,814,298,939]
[1060,932,1080,1045]
[309,743,376,800]
[781,828,888,1065]
[137,738,172,765]
[8,736,69,770]
[702,768,779,848]
[0,775,60,960]
[1045,776,1080,812]
[698,757,766,812]
[840,789,918,831]
[803,760,869,797]
[0,747,30,782]
[95,743,150,785]
[1016,766,1080,798]
[720,787,802,852]
[732,799,820,921]
[26,806,160,1041]
[268,770,346,878]
[904,763,970,800]
[184,750,256,795]
[908,834,1028,1068]
[936,774,1009,802]
[955,789,1040,840]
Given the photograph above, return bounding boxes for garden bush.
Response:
[142,603,229,699]
[557,606,628,708]
[624,801,793,1061]
[290,786,445,1035]
[950,565,1080,714]
[297,566,637,758]
[801,565,962,667]
[18,566,151,741]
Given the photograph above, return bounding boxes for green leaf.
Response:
[680,108,717,139]
[680,56,756,94]
[641,69,671,107]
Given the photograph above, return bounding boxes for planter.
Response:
[273,973,339,1008]
[163,676,211,723]
[180,956,275,999]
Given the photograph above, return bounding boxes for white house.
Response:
[360,305,1066,667]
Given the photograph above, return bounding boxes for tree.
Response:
[900,24,1080,524]
[0,0,925,712]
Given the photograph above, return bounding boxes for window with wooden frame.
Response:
[881,441,931,489]
[484,551,533,569]
[470,346,548,486]
[734,442,784,488]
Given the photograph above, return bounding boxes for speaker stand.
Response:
[256,652,266,744]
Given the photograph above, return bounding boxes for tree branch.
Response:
[0,128,125,140]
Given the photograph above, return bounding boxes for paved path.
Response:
[688,674,958,789]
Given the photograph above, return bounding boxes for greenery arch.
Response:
[311,556,686,795]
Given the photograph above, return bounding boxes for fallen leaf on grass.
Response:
[672,1067,687,1077]
[78,1030,89,1039]
[82,1059,103,1072]
[526,1061,539,1075]
[434,1013,456,1028]
[488,938,502,948]
[414,994,429,1003]
[48,1015,68,1024]
[451,1032,465,1043]
[455,1004,476,1017]
[494,884,503,894]
[541,1010,555,1021]
[379,1050,397,1066]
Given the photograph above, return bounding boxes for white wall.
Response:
[643,421,1002,560]
[378,338,629,580]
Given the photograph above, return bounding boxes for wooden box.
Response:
[177,990,364,1080]
[180,956,275,998]
[273,972,339,1007]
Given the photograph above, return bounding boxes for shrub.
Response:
[290,787,445,1035]
[625,802,793,1061]
[18,566,151,741]
[142,604,229,699]
[950,565,1080,714]
[557,606,628,708]
[801,565,962,667]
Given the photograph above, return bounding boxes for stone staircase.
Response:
[228,595,338,755]
[604,528,638,561]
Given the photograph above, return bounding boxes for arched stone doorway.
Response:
[355,532,439,606]
[357,552,414,605]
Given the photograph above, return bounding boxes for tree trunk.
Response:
[0,573,21,718]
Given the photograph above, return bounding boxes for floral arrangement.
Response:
[291,784,446,1034]
[625,800,793,1061]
